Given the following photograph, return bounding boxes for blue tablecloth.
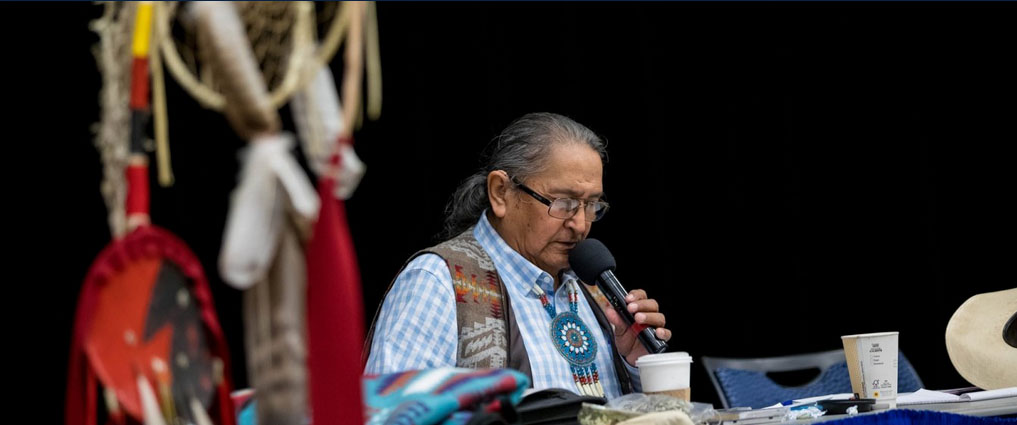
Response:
[824,409,1017,425]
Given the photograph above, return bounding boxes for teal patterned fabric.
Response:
[364,368,530,425]
[235,368,529,425]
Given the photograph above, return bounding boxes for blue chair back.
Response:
[702,350,923,409]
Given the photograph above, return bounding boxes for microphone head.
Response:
[569,238,616,284]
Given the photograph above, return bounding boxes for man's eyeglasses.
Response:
[510,176,609,222]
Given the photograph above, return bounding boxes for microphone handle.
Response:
[597,271,668,354]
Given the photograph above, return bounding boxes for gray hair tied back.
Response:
[440,112,608,239]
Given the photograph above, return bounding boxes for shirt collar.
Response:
[473,212,557,295]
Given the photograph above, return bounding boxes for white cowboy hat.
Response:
[944,287,1017,390]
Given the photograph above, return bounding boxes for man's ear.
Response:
[487,170,511,218]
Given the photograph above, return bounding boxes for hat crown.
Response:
[1005,311,1017,349]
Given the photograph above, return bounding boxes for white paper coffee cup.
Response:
[636,352,693,401]
[842,332,899,406]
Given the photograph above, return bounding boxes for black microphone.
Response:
[569,238,668,354]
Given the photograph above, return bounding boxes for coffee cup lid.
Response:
[841,331,899,339]
[636,352,692,367]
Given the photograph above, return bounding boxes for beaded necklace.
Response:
[533,279,605,397]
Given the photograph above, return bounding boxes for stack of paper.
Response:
[713,406,789,425]
[897,387,1017,416]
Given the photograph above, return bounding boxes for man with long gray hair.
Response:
[364,113,671,398]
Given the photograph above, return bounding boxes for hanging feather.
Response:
[193,3,314,425]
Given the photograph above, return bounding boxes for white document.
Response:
[898,387,1017,405]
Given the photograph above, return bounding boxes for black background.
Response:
[6,2,1015,421]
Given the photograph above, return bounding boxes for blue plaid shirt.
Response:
[365,213,640,398]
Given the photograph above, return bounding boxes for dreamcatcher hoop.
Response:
[156,1,351,111]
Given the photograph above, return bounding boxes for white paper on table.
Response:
[763,393,854,409]
[897,387,1017,405]
[897,389,961,405]
[963,387,1017,401]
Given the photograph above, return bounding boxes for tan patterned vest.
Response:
[364,228,633,393]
